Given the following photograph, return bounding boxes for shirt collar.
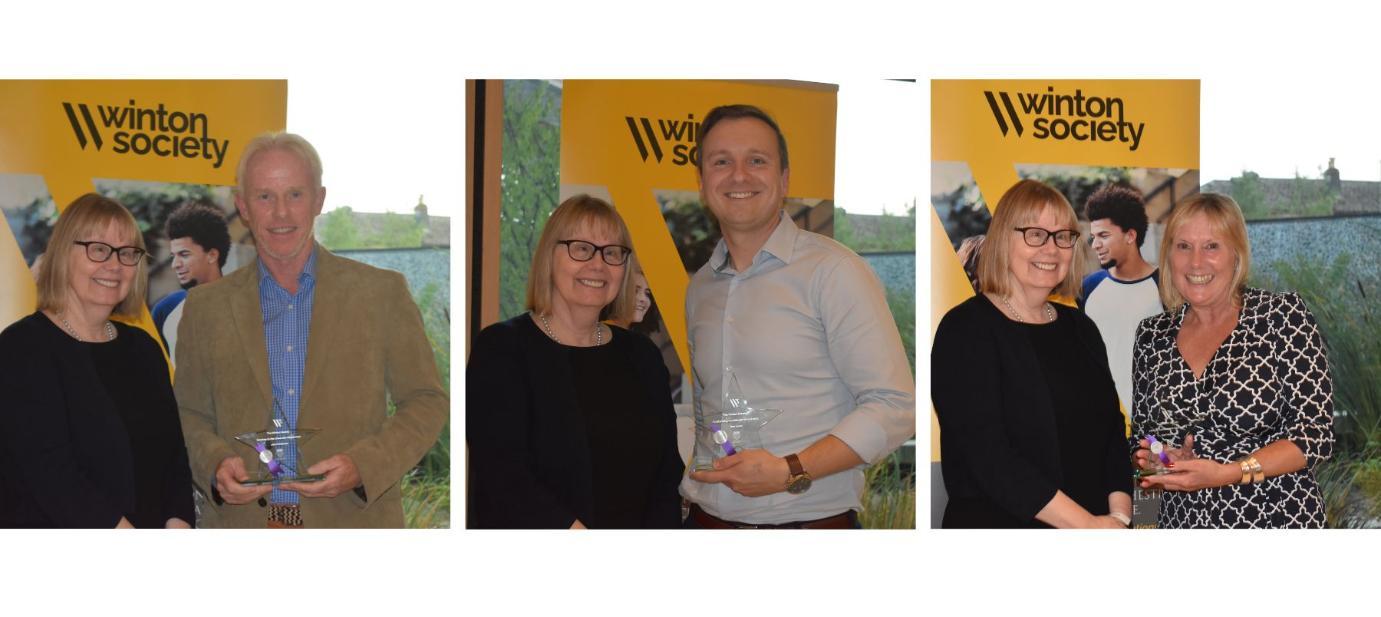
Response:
[711,209,798,274]
[257,243,319,294]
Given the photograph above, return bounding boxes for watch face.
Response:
[786,476,812,495]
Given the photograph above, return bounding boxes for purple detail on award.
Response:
[709,422,737,456]
[255,442,284,476]
[1146,435,1171,466]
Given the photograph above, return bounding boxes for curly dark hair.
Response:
[1084,184,1149,248]
[165,201,231,268]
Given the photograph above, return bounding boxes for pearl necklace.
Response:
[58,313,115,342]
[538,312,603,346]
[1001,295,1055,324]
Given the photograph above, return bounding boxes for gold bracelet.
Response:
[1239,459,1252,485]
[1247,456,1264,484]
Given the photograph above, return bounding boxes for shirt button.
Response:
[286,345,293,352]
[725,365,733,373]
[288,389,296,396]
[288,304,294,310]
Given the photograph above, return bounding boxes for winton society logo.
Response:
[61,99,231,168]
[625,113,699,166]
[983,86,1145,152]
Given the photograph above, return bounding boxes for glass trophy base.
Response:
[1134,467,1177,480]
[241,473,325,487]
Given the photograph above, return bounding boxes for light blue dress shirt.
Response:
[259,249,317,506]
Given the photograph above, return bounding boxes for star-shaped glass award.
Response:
[692,371,782,471]
[233,401,325,486]
[1134,434,1175,480]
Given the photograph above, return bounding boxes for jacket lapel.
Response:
[232,262,274,417]
[299,247,343,424]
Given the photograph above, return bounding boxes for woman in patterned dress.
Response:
[1132,193,1334,528]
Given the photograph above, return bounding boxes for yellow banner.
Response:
[930,79,1199,461]
[561,80,837,372]
[1,80,286,340]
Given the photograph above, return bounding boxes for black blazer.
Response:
[466,314,684,528]
[0,313,193,528]
[931,295,1131,528]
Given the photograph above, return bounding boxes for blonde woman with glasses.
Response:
[466,195,684,529]
[933,179,1133,529]
[0,194,193,528]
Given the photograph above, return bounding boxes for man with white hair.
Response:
[176,132,447,528]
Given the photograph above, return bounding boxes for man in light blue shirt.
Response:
[681,104,915,528]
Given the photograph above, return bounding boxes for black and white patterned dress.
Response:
[1131,288,1334,528]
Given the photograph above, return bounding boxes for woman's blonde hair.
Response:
[525,195,636,323]
[36,193,148,318]
[976,179,1087,299]
[1157,192,1251,310]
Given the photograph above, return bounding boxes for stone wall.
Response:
[861,251,915,294]
[336,247,451,308]
[1247,215,1381,286]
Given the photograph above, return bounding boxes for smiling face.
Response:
[170,237,220,288]
[1007,204,1075,296]
[549,222,625,319]
[1089,218,1136,269]
[68,220,137,313]
[632,272,651,323]
[1168,212,1237,311]
[234,147,325,272]
[698,117,789,238]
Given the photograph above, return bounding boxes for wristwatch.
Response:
[784,453,812,495]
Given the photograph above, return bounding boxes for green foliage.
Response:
[834,205,856,247]
[317,207,361,249]
[835,205,916,253]
[498,80,562,320]
[886,286,915,373]
[316,207,426,251]
[1229,170,1267,218]
[1256,253,1381,527]
[859,451,916,529]
[401,470,450,529]
[1226,169,1335,220]
[402,280,451,528]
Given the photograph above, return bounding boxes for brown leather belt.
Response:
[689,503,857,529]
[267,504,303,528]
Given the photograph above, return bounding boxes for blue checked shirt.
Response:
[259,249,317,505]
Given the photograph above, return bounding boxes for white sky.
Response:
[289,77,922,217]
[286,77,463,217]
[835,80,926,215]
[1203,75,1381,183]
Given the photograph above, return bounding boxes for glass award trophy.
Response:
[691,371,782,472]
[234,401,325,486]
[1135,434,1175,480]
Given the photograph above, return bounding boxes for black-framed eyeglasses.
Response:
[1013,227,1080,249]
[556,240,632,266]
[73,240,147,266]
